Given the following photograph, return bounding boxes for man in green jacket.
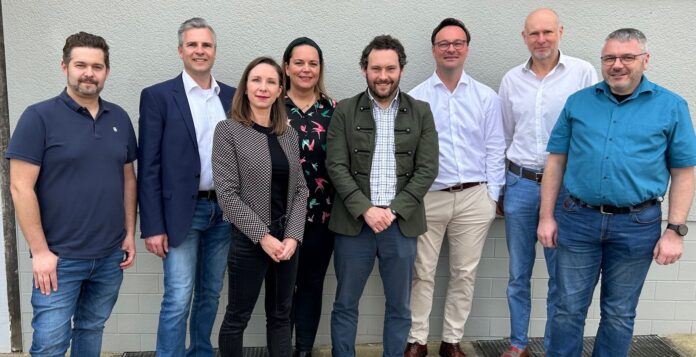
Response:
[327,34,439,357]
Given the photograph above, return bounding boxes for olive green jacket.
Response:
[326,90,439,237]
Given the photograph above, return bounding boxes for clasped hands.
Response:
[364,206,397,234]
[260,234,298,263]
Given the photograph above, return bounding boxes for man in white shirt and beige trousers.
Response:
[405,18,506,357]
[497,8,597,357]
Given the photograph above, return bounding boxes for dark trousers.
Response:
[219,227,299,357]
[292,222,335,352]
[330,222,417,357]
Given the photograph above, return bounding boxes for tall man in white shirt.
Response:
[497,8,597,357]
[405,18,506,357]
[138,18,236,357]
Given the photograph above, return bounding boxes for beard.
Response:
[69,77,103,96]
[367,77,401,103]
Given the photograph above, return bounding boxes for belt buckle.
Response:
[599,205,613,215]
[535,172,543,183]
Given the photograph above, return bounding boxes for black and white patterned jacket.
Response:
[212,119,308,243]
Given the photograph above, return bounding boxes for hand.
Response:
[653,229,683,265]
[260,234,284,263]
[537,216,558,248]
[496,195,505,216]
[363,207,394,233]
[32,249,58,295]
[144,234,168,258]
[278,238,298,261]
[120,235,136,269]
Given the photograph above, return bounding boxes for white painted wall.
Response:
[2,0,696,351]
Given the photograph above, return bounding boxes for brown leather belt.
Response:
[508,162,543,183]
[440,182,485,192]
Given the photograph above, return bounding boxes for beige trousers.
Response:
[408,184,496,344]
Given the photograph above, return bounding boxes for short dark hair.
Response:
[230,57,288,135]
[360,35,407,70]
[62,32,110,68]
[431,18,471,45]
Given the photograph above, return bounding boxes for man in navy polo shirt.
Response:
[6,32,137,356]
[538,28,696,356]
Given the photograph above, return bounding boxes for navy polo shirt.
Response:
[547,76,696,206]
[6,89,137,259]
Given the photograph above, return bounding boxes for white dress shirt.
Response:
[499,51,598,170]
[182,70,227,190]
[409,72,506,200]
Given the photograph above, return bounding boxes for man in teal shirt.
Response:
[538,28,696,357]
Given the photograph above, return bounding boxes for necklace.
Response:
[289,92,317,113]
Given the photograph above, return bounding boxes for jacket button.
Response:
[356,126,361,130]
[406,128,411,133]
[354,149,358,153]
[353,171,358,175]
[408,151,413,155]
[195,173,200,178]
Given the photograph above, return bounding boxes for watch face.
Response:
[678,225,689,236]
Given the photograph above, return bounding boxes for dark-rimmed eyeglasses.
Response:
[435,40,468,51]
[600,53,646,65]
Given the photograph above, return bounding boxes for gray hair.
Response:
[606,28,648,52]
[178,17,216,47]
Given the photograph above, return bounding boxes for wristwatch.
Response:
[666,223,688,236]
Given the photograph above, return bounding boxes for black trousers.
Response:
[292,222,335,351]
[219,227,299,357]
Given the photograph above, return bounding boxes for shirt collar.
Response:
[595,75,655,101]
[429,71,469,90]
[522,49,567,72]
[181,70,220,95]
[58,88,110,113]
[367,88,400,110]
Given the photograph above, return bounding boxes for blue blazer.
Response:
[137,74,235,247]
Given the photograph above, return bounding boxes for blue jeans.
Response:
[156,198,231,357]
[30,249,124,357]
[548,196,661,357]
[504,170,559,351]
[331,222,417,357]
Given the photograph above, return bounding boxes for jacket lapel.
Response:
[172,74,199,150]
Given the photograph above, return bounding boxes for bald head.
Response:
[522,8,563,63]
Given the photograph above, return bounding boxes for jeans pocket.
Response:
[561,196,578,212]
[505,171,520,188]
[631,205,661,224]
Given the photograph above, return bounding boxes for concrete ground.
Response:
[1,334,695,356]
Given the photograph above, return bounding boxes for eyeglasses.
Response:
[600,53,646,65]
[435,40,468,51]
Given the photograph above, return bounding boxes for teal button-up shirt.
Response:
[547,76,696,206]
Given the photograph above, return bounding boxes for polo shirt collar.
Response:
[595,75,655,101]
[182,70,220,95]
[58,88,111,113]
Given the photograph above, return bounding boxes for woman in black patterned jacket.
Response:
[212,56,308,357]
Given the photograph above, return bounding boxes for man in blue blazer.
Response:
[137,18,235,357]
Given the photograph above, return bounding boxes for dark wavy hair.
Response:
[359,35,407,70]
